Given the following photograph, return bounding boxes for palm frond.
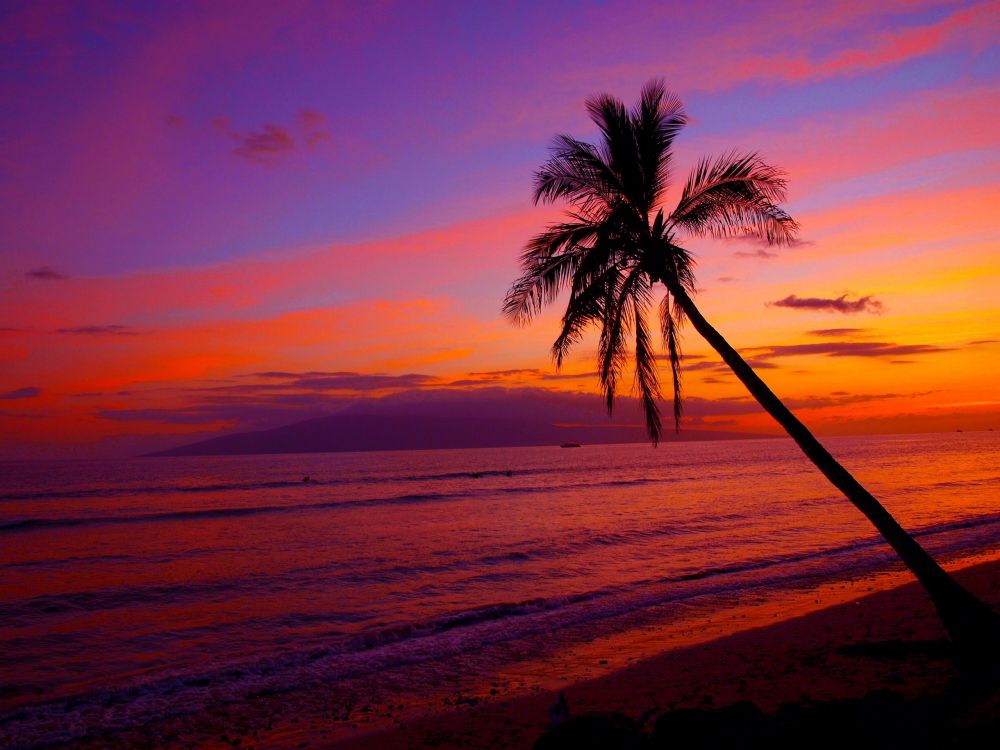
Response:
[661,240,698,295]
[669,151,799,246]
[503,254,577,325]
[597,273,632,413]
[552,264,619,366]
[586,93,638,203]
[597,266,658,421]
[659,293,684,430]
[632,79,687,210]
[502,218,604,324]
[633,297,663,444]
[533,135,624,214]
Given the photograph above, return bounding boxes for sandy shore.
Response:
[328,557,1000,749]
[55,555,999,750]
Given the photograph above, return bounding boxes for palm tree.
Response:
[503,80,999,674]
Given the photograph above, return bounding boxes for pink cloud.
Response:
[213,110,332,165]
[677,82,1000,203]
[696,1,997,89]
[0,209,551,330]
[232,124,295,164]
[803,1,997,81]
[769,294,884,314]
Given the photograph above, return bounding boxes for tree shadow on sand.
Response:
[533,683,1000,749]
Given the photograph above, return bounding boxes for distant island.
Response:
[148,388,766,457]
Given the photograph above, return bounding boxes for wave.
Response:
[0,478,324,502]
[2,455,790,503]
[0,467,574,502]
[5,509,998,630]
[0,472,992,534]
[0,474,684,534]
[0,512,739,626]
[891,474,1000,494]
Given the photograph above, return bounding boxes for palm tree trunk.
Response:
[665,282,1000,673]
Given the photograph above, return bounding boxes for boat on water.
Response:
[560,441,581,448]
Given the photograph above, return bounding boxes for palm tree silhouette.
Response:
[503,80,998,673]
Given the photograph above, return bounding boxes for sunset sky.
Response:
[1,0,998,458]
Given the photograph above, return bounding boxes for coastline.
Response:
[330,555,1000,749]
[50,554,1000,750]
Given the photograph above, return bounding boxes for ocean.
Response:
[1,432,998,747]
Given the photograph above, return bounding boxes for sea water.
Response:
[1,432,998,747]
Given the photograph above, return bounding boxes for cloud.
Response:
[466,368,540,378]
[234,124,295,163]
[653,353,710,362]
[541,371,599,381]
[682,361,721,372]
[26,266,69,280]
[444,368,599,386]
[283,372,433,391]
[215,109,332,165]
[96,371,442,430]
[299,109,331,146]
[684,357,778,373]
[731,237,813,260]
[97,409,210,424]
[207,371,437,394]
[1,386,41,399]
[734,249,777,259]
[298,110,326,130]
[681,1,998,91]
[752,342,952,359]
[798,2,996,83]
[780,391,934,410]
[248,370,434,391]
[97,404,334,426]
[808,328,870,338]
[769,294,884,314]
[164,115,184,129]
[96,386,444,430]
[56,325,138,336]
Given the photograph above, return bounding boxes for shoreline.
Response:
[48,553,1000,750]
[330,555,1000,749]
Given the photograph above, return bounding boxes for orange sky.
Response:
[1,1,998,457]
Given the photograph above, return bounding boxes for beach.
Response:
[352,558,1000,749]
